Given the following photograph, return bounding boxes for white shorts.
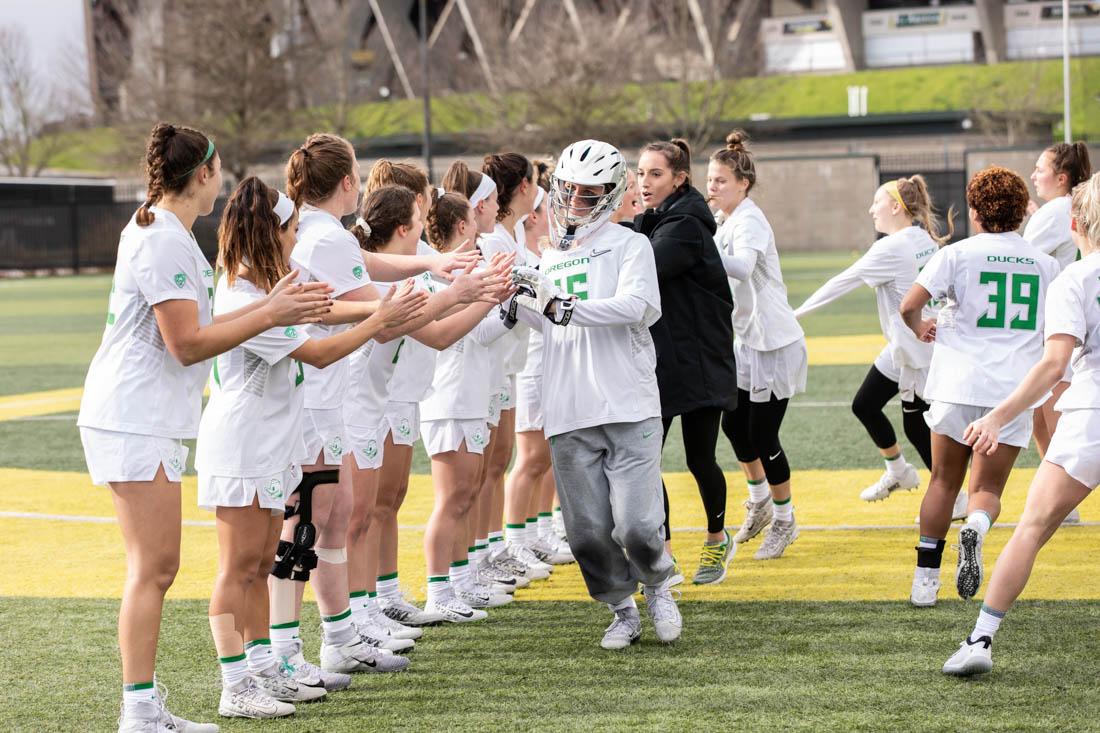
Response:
[302,408,346,466]
[1045,409,1100,490]
[487,393,502,428]
[925,401,1034,449]
[346,421,386,470]
[735,339,808,403]
[382,401,420,447]
[421,418,490,456]
[514,373,544,433]
[198,464,302,514]
[80,427,189,486]
[497,374,517,413]
[873,347,928,402]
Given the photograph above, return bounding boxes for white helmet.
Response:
[549,140,627,250]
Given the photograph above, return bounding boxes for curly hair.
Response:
[217,177,293,292]
[426,192,470,252]
[350,185,417,252]
[482,152,533,221]
[285,133,355,208]
[966,166,1029,234]
[136,122,215,227]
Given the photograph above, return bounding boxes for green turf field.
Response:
[2,253,1093,732]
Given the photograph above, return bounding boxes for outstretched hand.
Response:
[266,269,334,325]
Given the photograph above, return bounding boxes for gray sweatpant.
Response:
[550,417,674,605]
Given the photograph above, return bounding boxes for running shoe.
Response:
[352,619,415,653]
[424,595,489,623]
[692,529,735,584]
[754,517,798,560]
[733,497,771,543]
[252,662,325,703]
[456,582,513,608]
[860,463,920,502]
[278,640,351,692]
[600,607,642,650]
[379,593,446,626]
[942,636,993,676]
[320,634,409,674]
[642,581,682,643]
[218,678,294,719]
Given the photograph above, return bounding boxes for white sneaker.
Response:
[424,595,489,623]
[352,619,415,653]
[489,552,534,587]
[477,557,520,593]
[528,536,574,565]
[320,634,410,673]
[119,699,221,733]
[600,606,642,650]
[955,523,985,600]
[279,641,351,692]
[252,662,326,703]
[508,543,553,579]
[456,582,514,608]
[379,593,446,626]
[754,517,798,560]
[642,581,682,643]
[154,681,221,732]
[861,463,920,502]
[733,497,771,543]
[553,511,568,540]
[551,535,575,563]
[942,636,993,676]
[218,678,295,719]
[368,604,423,640]
[910,566,941,607]
[1063,506,1082,524]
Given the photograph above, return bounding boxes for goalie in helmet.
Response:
[507,140,682,649]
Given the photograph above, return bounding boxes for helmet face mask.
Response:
[548,140,626,251]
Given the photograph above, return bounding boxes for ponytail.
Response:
[896,174,954,246]
[1047,142,1093,191]
[640,138,692,188]
[285,133,355,208]
[366,159,429,197]
[441,160,485,199]
[217,176,292,292]
[426,192,471,252]
[352,185,417,252]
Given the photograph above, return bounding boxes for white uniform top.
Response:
[289,206,372,411]
[78,207,215,439]
[1025,196,1077,270]
[480,223,530,383]
[344,313,400,429]
[518,248,546,380]
[917,232,1061,407]
[796,226,939,371]
[386,245,442,403]
[534,222,662,437]
[714,198,803,352]
[195,277,310,477]
[1046,252,1100,410]
[420,306,512,421]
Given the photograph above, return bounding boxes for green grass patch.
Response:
[3,597,1098,731]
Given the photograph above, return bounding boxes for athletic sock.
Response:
[608,595,638,612]
[475,539,489,566]
[537,512,553,539]
[747,478,770,504]
[972,603,1006,640]
[967,510,992,536]
[916,536,946,569]
[349,589,371,624]
[320,608,355,644]
[505,523,525,545]
[122,681,158,718]
[218,653,249,689]
[377,572,400,601]
[270,620,301,658]
[524,517,539,544]
[884,451,907,477]
[772,496,793,522]
[244,638,275,673]
[426,575,453,603]
[449,559,471,590]
[488,531,505,558]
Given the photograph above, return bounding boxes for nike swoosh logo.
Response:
[902,408,923,413]
[455,608,475,618]
[642,430,655,438]
[716,511,724,519]
[590,248,612,257]
[751,387,768,394]
[769,451,782,461]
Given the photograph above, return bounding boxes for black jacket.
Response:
[632,186,736,417]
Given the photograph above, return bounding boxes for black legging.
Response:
[660,406,727,536]
[851,365,932,470]
[722,389,791,486]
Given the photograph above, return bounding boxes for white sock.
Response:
[320,608,355,644]
[524,517,539,544]
[244,638,275,673]
[488,531,505,557]
[377,573,400,600]
[916,565,941,582]
[884,452,907,477]
[270,620,300,658]
[972,604,1005,640]
[967,510,992,536]
[475,541,489,566]
[772,498,793,522]
[218,653,249,689]
[537,513,553,539]
[505,523,525,544]
[426,575,453,603]
[349,590,372,624]
[449,561,471,590]
[607,595,637,612]
[747,479,769,503]
[122,682,158,717]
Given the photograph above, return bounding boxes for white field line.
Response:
[3,511,1097,532]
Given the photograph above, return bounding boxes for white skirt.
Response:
[1046,408,1100,490]
[735,339,808,403]
[421,418,490,456]
[198,464,302,513]
[514,373,544,433]
[302,408,346,467]
[925,401,1033,449]
[345,420,386,470]
[80,427,189,486]
[382,401,420,447]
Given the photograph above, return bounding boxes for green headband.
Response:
[176,138,215,181]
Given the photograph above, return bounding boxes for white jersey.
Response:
[518,247,546,380]
[715,198,803,352]
[917,232,1061,407]
[289,206,373,411]
[344,308,401,429]
[796,226,939,371]
[420,306,511,421]
[386,245,442,403]
[1025,196,1077,270]
[195,277,310,477]
[78,207,215,439]
[1046,252,1100,410]
[480,223,530,383]
[536,223,662,437]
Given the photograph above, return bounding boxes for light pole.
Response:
[420,0,434,181]
[1062,0,1072,142]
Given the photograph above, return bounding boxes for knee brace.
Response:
[270,469,339,582]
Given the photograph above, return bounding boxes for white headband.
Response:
[533,186,546,210]
[436,186,445,199]
[273,191,294,226]
[469,174,496,208]
[355,216,372,236]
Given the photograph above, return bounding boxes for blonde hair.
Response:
[1071,172,1100,252]
[891,175,955,245]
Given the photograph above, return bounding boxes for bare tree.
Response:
[967,62,1060,145]
[0,26,85,176]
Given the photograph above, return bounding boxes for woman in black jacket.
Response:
[634,138,737,585]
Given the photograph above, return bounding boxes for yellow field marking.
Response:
[0,387,83,421]
[2,467,1096,601]
[805,333,886,366]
